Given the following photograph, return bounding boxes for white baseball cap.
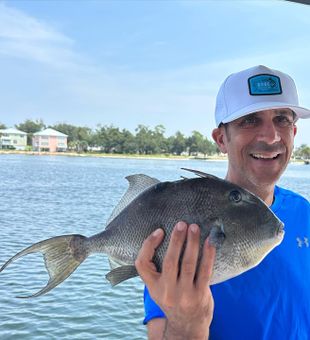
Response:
[215,65,310,126]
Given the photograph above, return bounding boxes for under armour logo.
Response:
[296,237,309,248]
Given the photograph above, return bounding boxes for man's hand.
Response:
[135,221,216,340]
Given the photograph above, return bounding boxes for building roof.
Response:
[33,128,68,137]
[0,128,27,135]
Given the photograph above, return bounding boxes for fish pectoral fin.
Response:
[209,226,226,249]
[105,265,138,286]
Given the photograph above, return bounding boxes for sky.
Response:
[0,0,310,147]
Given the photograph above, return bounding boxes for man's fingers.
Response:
[196,237,216,290]
[135,228,164,284]
[162,221,188,279]
[179,223,200,285]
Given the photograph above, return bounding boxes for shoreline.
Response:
[0,150,306,164]
[0,150,228,161]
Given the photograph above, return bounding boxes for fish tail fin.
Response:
[0,234,89,298]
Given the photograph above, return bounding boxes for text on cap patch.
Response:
[248,74,282,96]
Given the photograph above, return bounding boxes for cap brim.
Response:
[221,101,310,124]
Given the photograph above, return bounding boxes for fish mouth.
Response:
[277,228,285,240]
[276,221,285,240]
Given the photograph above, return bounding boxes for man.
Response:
[135,65,310,339]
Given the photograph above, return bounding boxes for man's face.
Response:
[212,108,297,191]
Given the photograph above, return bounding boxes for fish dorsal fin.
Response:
[181,168,218,179]
[106,174,160,225]
[180,176,188,180]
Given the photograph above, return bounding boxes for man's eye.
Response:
[239,116,258,127]
[274,115,294,127]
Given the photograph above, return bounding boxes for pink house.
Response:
[32,128,68,152]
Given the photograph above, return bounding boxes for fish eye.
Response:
[229,190,242,203]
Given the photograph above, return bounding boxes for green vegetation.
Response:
[294,144,310,161]
[15,119,45,145]
[1,119,308,159]
[10,119,219,157]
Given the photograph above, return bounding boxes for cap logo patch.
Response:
[248,74,282,96]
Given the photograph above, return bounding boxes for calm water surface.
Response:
[0,155,309,339]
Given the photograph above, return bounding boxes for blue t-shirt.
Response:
[143,186,310,339]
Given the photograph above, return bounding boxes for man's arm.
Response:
[135,221,216,340]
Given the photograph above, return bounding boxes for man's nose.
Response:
[256,122,281,144]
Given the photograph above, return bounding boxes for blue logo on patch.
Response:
[248,74,282,95]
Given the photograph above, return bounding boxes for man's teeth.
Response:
[252,153,279,159]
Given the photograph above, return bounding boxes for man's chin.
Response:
[247,167,284,188]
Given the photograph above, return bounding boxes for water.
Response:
[0,155,309,339]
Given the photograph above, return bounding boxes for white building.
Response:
[0,128,27,150]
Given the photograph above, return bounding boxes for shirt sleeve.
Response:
[143,285,166,324]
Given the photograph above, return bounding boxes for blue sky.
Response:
[0,0,309,146]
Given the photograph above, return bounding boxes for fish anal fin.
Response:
[108,258,123,270]
[106,265,138,286]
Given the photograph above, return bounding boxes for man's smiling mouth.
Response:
[251,153,281,160]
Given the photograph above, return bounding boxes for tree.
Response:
[294,144,310,160]
[118,129,137,154]
[52,123,78,144]
[186,131,218,157]
[104,126,123,153]
[52,123,93,152]
[133,124,167,154]
[198,137,218,157]
[9,119,227,156]
[93,125,123,153]
[135,125,154,154]
[153,125,168,154]
[15,119,45,145]
[0,123,6,130]
[186,131,204,156]
[167,131,186,155]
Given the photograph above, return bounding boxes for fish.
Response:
[0,168,284,298]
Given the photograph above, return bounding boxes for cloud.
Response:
[0,1,309,146]
[0,3,70,42]
[0,3,88,70]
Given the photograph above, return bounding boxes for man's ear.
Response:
[212,127,227,154]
